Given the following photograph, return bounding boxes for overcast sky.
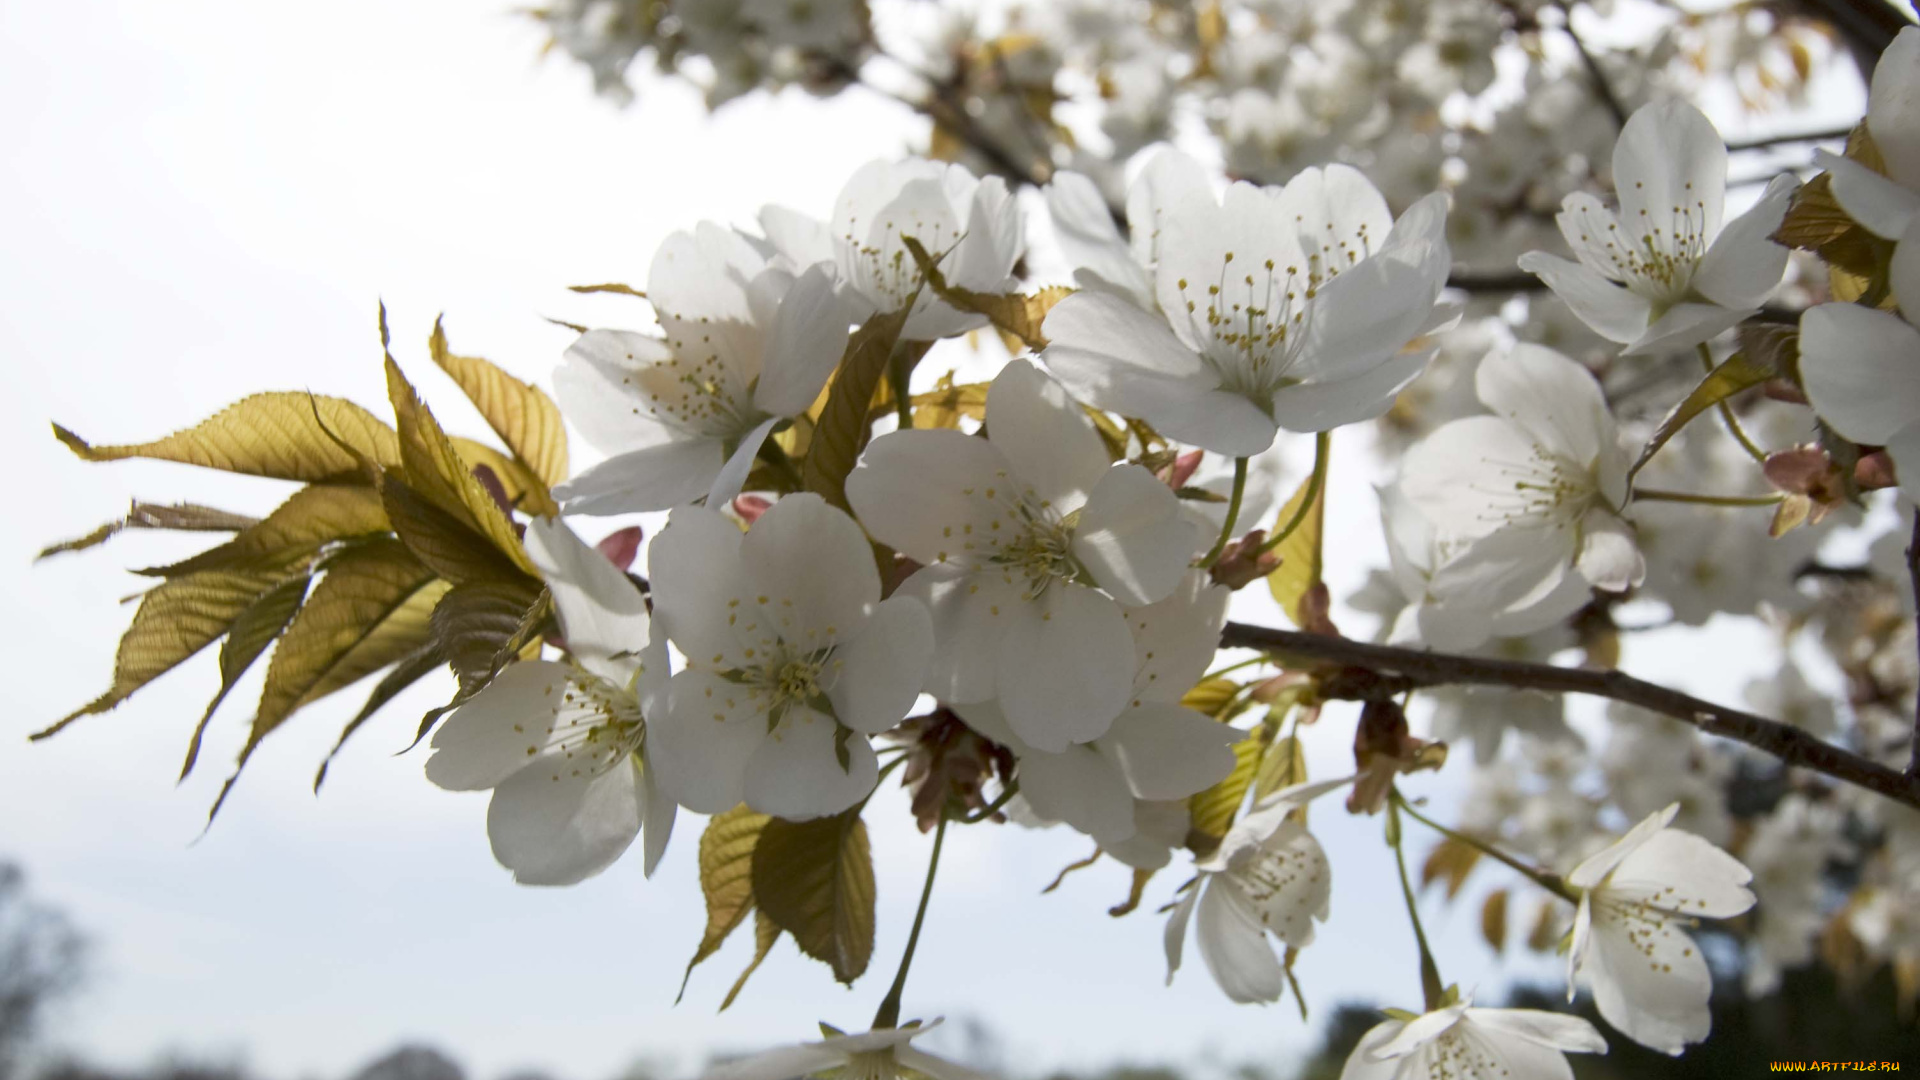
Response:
[0,3,1860,1079]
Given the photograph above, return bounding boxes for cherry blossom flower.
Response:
[1041,150,1455,456]
[1816,27,1920,241]
[1518,99,1797,356]
[424,518,676,886]
[646,493,933,821]
[954,572,1244,854]
[1401,344,1643,593]
[1799,228,1920,504]
[760,158,1024,341]
[846,358,1202,750]
[1163,776,1351,1003]
[552,222,855,514]
[1566,802,1757,1055]
[695,1019,992,1080]
[1339,997,1607,1080]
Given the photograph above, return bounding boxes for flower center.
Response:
[730,641,843,724]
[993,511,1080,599]
[841,1049,902,1080]
[1471,442,1600,531]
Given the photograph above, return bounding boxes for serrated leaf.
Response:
[1775,171,1857,250]
[751,809,875,985]
[1628,352,1774,483]
[209,540,444,822]
[143,485,390,578]
[720,912,782,1012]
[36,565,301,740]
[313,644,447,792]
[384,358,537,578]
[428,318,568,498]
[180,573,313,781]
[1265,473,1325,627]
[1420,836,1484,900]
[902,236,1071,351]
[430,579,545,696]
[1187,728,1269,850]
[909,373,989,430]
[379,475,523,585]
[1253,734,1306,802]
[680,806,774,1001]
[801,303,919,511]
[53,393,401,483]
[1181,677,1241,719]
[1481,889,1509,954]
[38,502,259,561]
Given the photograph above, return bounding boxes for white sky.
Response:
[0,2,1866,1078]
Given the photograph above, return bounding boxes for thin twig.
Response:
[1216,620,1920,810]
[1725,126,1854,153]
[1907,509,1920,777]
[1556,4,1629,129]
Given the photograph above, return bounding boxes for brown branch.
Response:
[1556,5,1628,129]
[1906,509,1920,776]
[1726,126,1854,153]
[1218,620,1920,810]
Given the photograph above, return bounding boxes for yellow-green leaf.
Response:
[1420,835,1484,900]
[429,318,569,496]
[1187,728,1269,851]
[721,912,782,1012]
[801,303,918,511]
[385,358,537,577]
[1181,677,1241,719]
[143,485,390,578]
[53,394,401,483]
[1265,472,1325,628]
[180,573,313,781]
[35,565,300,741]
[1481,888,1509,954]
[38,502,259,561]
[751,809,876,985]
[1629,352,1774,483]
[681,805,774,1000]
[380,475,526,586]
[567,282,646,298]
[1253,734,1306,802]
[903,236,1071,350]
[909,373,989,430]
[429,579,546,696]
[313,643,447,792]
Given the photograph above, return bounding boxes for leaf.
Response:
[721,913,782,1012]
[380,476,525,585]
[680,806,774,1001]
[52,393,401,483]
[429,580,546,696]
[1526,898,1560,952]
[1481,889,1509,955]
[428,318,569,497]
[1180,677,1241,719]
[1253,734,1307,802]
[142,485,390,578]
[208,540,444,823]
[801,302,919,511]
[909,373,989,430]
[36,565,300,740]
[1420,836,1484,900]
[313,644,448,792]
[1628,351,1774,483]
[751,809,876,985]
[38,502,259,561]
[567,283,647,298]
[384,358,537,578]
[449,438,553,515]
[902,236,1072,351]
[1187,727,1269,851]
[404,586,551,752]
[179,573,313,781]
[1265,473,1326,627]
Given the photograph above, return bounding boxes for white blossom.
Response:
[1816,27,1920,240]
[647,493,933,820]
[694,1019,991,1080]
[425,518,676,886]
[1339,998,1607,1080]
[1798,226,1920,504]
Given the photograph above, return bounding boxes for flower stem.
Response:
[1631,487,1785,507]
[1200,456,1250,567]
[872,809,948,1030]
[1203,655,1272,681]
[1388,798,1445,1011]
[1698,343,1768,464]
[1393,790,1577,903]
[1253,431,1331,557]
[959,779,1019,824]
[890,342,916,432]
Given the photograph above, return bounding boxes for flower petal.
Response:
[1821,153,1920,239]
[524,517,652,686]
[1163,884,1200,986]
[1869,28,1920,188]
[553,330,681,453]
[486,757,642,886]
[985,358,1112,513]
[1477,344,1611,467]
[1046,171,1153,308]
[1569,803,1681,888]
[1124,571,1232,702]
[425,660,573,791]
[1104,703,1243,801]
[1016,744,1138,844]
[1215,819,1330,948]
[1613,99,1726,247]
[1516,252,1651,345]
[554,440,725,516]
[894,1049,998,1080]
[753,264,855,418]
[894,565,1022,705]
[694,1044,844,1080]
[1581,905,1713,1054]
[1691,173,1796,310]
[1464,1007,1608,1054]
[1894,217,1920,318]
[828,595,933,735]
[1621,301,1751,357]
[1267,348,1433,434]
[1195,880,1288,1003]
[1799,303,1920,445]
[1336,1021,1407,1080]
[1576,508,1645,592]
[708,416,781,509]
[650,506,752,670]
[638,747,677,878]
[1072,464,1203,606]
[845,429,1015,566]
[1607,828,1755,917]
[740,491,879,645]
[652,669,767,814]
[744,707,878,820]
[994,584,1134,750]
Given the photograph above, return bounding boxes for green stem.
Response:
[890,343,916,432]
[1199,456,1250,567]
[1393,790,1576,903]
[960,779,1019,824]
[1388,798,1445,1012]
[1253,431,1331,557]
[1631,487,1785,508]
[1203,655,1272,681]
[1698,343,1768,464]
[872,810,948,1030]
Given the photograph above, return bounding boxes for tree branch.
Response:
[1556,5,1628,129]
[1217,620,1920,810]
[1906,509,1920,777]
[1726,125,1854,153]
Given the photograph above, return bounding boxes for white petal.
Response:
[1613,99,1726,246]
[893,565,1021,705]
[650,505,752,670]
[648,223,767,328]
[739,491,879,646]
[1463,1007,1608,1054]
[1268,348,1433,434]
[1451,1019,1583,1080]
[1575,509,1644,592]
[524,517,652,686]
[1691,174,1796,310]
[486,757,642,886]
[708,416,781,509]
[554,440,725,515]
[1553,192,1630,281]
[744,707,878,820]
[1336,1021,1407,1080]
[1799,303,1920,444]
[1127,148,1216,268]
[1124,571,1231,702]
[1401,417,1577,543]
[754,264,854,417]
[425,661,573,791]
[894,1049,999,1080]
[1072,464,1203,606]
[1516,252,1651,344]
[1569,803,1681,888]
[1888,425,1920,505]
[1041,289,1211,395]
[994,584,1134,751]
[1607,828,1755,917]
[1869,28,1920,188]
[1217,819,1330,949]
[948,173,1024,292]
[1104,703,1243,800]
[845,429,1015,566]
[695,1044,843,1080]
[1016,744,1138,844]
[1580,905,1713,1054]
[651,669,768,814]
[827,595,934,735]
[1894,217,1920,317]
[985,358,1112,513]
[1370,1004,1469,1058]
[1289,194,1450,383]
[1822,153,1920,239]
[950,698,1026,752]
[554,330,681,453]
[1477,344,1611,466]
[638,747,677,878]
[1163,884,1200,986]
[1195,880,1288,1003]
[1621,301,1751,357]
[758,204,837,269]
[1046,171,1154,308]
